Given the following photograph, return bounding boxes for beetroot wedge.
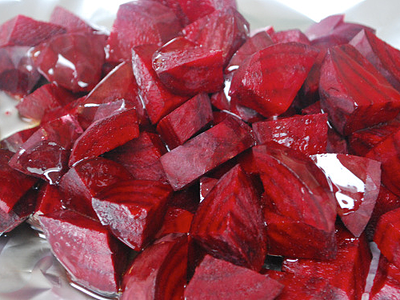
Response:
[121,233,188,300]
[270,29,310,45]
[160,115,255,190]
[92,180,173,250]
[185,255,283,300]
[0,126,38,152]
[49,6,99,34]
[39,209,128,297]
[370,255,400,299]
[190,164,267,271]
[156,207,193,238]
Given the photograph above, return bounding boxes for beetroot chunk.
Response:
[49,6,99,34]
[160,116,255,190]
[370,255,400,299]
[0,126,37,153]
[185,255,283,300]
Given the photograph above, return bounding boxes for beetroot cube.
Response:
[319,44,400,136]
[106,1,181,63]
[49,6,99,34]
[160,116,255,190]
[199,176,218,201]
[156,93,213,149]
[270,29,310,45]
[92,180,173,250]
[0,126,38,152]
[305,14,345,41]
[185,255,283,300]
[229,96,265,123]
[155,207,193,238]
[39,209,128,296]
[253,113,328,155]
[370,255,400,299]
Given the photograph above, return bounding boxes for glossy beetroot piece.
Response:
[39,209,128,296]
[92,180,173,250]
[199,176,218,201]
[30,32,105,93]
[156,93,213,149]
[106,1,181,63]
[253,113,328,155]
[370,255,400,299]
[191,164,267,271]
[185,255,283,300]
[0,126,37,152]
[155,207,193,238]
[160,116,256,190]
[49,6,98,34]
[319,44,400,136]
[229,42,318,118]
[121,233,188,300]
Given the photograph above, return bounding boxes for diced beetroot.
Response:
[9,114,83,184]
[327,125,349,154]
[92,180,173,250]
[30,32,105,93]
[305,14,345,42]
[0,15,66,47]
[59,157,133,219]
[252,113,328,155]
[191,164,267,271]
[121,233,188,300]
[132,44,189,124]
[199,176,218,201]
[182,8,249,67]
[0,126,38,152]
[229,96,265,123]
[106,1,181,63]
[156,93,213,149]
[311,153,381,237]
[370,255,400,299]
[253,142,337,259]
[319,44,400,136]
[185,255,283,300]
[49,6,99,34]
[39,209,128,296]
[168,184,200,214]
[105,131,167,183]
[160,116,255,190]
[69,108,139,167]
[270,29,310,45]
[152,37,224,96]
[210,89,230,111]
[229,42,318,118]
[155,207,193,238]
[16,83,76,122]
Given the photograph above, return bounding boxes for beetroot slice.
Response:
[39,209,128,296]
[92,180,173,251]
[160,115,255,190]
[185,255,283,300]
[121,233,188,300]
[370,255,400,299]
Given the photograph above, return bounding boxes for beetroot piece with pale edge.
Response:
[156,93,213,149]
[160,116,256,190]
[0,126,37,153]
[370,255,400,299]
[49,6,98,34]
[229,42,318,118]
[39,209,128,297]
[121,233,188,300]
[270,29,310,45]
[185,255,283,300]
[92,180,173,251]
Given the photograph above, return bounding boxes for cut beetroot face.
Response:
[92,180,173,250]
[106,1,181,63]
[30,32,105,93]
[155,207,193,238]
[132,44,189,124]
[156,93,213,149]
[59,157,133,219]
[0,126,38,152]
[253,142,337,259]
[229,42,318,118]
[185,255,283,300]
[39,209,128,297]
[319,44,400,136]
[253,113,328,155]
[199,176,219,201]
[370,255,400,299]
[270,29,310,45]
[160,115,255,190]
[49,6,99,34]
[69,107,139,167]
[121,233,188,300]
[152,37,224,96]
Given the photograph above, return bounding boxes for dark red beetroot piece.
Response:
[9,114,83,184]
[0,126,38,152]
[92,180,173,250]
[49,6,98,34]
[152,37,224,96]
[132,44,189,124]
[156,93,213,149]
[229,42,318,118]
[69,107,139,167]
[105,131,167,183]
[106,1,181,63]
[319,44,400,136]
[252,113,328,155]
[185,254,283,300]
[160,115,256,190]
[253,142,337,260]
[311,153,381,237]
[121,233,188,300]
[39,209,128,296]
[191,164,267,271]
[156,207,193,238]
[199,176,219,201]
[59,157,133,219]
[370,255,400,299]
[30,32,105,93]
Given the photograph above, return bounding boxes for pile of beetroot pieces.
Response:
[3,0,400,299]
